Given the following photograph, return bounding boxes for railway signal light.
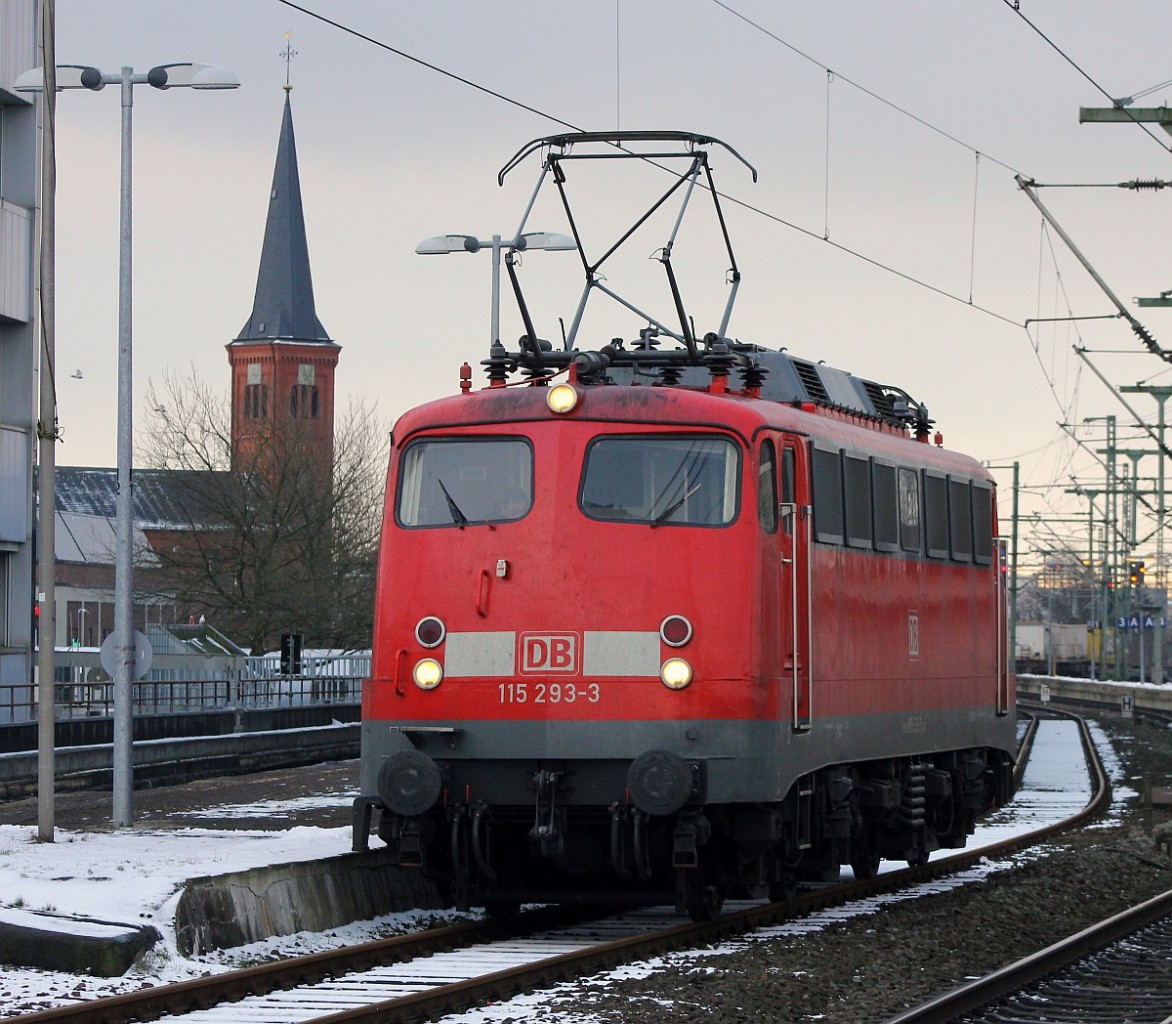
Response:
[1128,560,1146,585]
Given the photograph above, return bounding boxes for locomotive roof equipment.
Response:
[477,131,933,438]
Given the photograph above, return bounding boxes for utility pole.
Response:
[1120,384,1171,684]
[1065,485,1105,679]
[33,0,58,843]
[1085,416,1119,677]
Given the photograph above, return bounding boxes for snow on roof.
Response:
[56,467,231,532]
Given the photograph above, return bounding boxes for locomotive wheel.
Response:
[677,863,726,921]
[684,882,725,922]
[849,836,881,880]
[768,870,798,902]
[905,848,929,868]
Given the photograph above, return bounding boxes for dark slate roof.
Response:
[56,467,231,530]
[233,91,334,346]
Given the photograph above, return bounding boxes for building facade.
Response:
[0,0,38,722]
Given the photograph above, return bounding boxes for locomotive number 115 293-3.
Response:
[498,682,601,704]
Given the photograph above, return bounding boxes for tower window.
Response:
[244,384,269,418]
[291,384,319,418]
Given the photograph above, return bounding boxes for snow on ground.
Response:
[0,718,1120,1019]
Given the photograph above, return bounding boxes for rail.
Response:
[880,889,1172,1023]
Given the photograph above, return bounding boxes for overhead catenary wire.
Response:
[273,0,585,133]
[269,0,1160,375]
[275,0,1030,335]
[708,0,1026,176]
[998,0,1172,157]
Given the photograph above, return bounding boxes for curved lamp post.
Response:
[16,62,239,827]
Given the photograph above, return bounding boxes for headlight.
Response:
[413,658,443,690]
[546,383,580,414]
[660,657,693,690]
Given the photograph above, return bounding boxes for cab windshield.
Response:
[397,438,533,527]
[580,435,740,526]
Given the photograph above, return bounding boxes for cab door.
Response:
[762,436,811,730]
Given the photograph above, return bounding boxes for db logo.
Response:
[519,632,580,674]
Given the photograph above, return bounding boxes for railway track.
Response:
[881,888,1172,1023]
[878,705,1172,1024]
[9,708,1110,1024]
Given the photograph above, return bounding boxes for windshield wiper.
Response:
[437,478,469,529]
[651,483,701,527]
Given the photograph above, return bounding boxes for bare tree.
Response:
[140,367,386,654]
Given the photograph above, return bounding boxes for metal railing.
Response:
[0,650,370,724]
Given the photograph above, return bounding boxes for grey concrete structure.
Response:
[0,2,38,724]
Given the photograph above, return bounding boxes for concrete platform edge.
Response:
[174,846,447,956]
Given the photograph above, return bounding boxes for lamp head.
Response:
[13,64,105,92]
[515,231,576,252]
[415,234,480,255]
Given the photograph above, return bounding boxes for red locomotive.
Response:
[353,133,1016,919]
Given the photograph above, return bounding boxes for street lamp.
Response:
[16,62,239,828]
[415,232,576,347]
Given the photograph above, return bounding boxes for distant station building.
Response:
[0,1,39,722]
[54,86,338,651]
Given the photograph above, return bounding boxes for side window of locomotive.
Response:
[948,476,973,562]
[758,441,778,534]
[781,446,796,535]
[397,437,533,528]
[580,435,740,526]
[972,483,994,565]
[923,470,949,559]
[811,445,844,544]
[872,459,899,552]
[898,467,921,552]
[843,453,872,548]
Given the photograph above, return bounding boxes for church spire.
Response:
[234,90,331,344]
[228,83,339,473]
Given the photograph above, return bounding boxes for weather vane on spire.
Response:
[281,30,297,90]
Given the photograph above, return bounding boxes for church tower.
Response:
[228,86,339,472]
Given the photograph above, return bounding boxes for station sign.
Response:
[1116,616,1164,631]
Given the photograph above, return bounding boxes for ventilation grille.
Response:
[791,360,829,404]
[861,380,896,420]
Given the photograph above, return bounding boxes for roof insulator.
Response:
[481,340,514,386]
